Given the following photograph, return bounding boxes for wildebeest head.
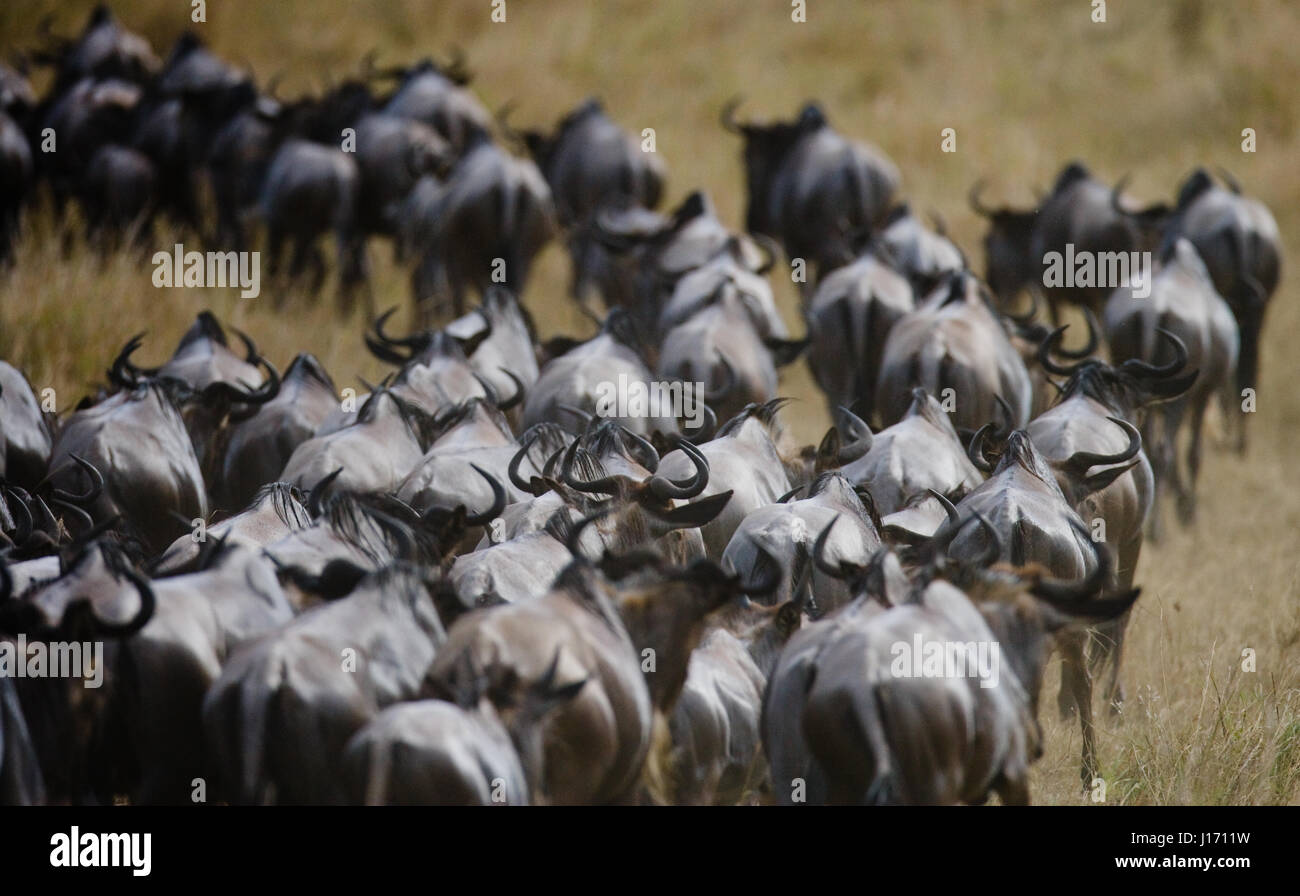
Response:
[1038,325,1197,417]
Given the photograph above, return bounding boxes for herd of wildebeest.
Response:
[0,8,1284,805]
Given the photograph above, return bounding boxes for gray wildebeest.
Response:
[1104,238,1238,536]
[874,271,1033,433]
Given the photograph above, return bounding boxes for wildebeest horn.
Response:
[622,427,660,473]
[811,515,853,579]
[92,567,156,638]
[720,95,745,133]
[204,353,281,406]
[1037,325,1090,377]
[307,468,344,515]
[1216,166,1241,194]
[925,488,961,528]
[492,368,525,411]
[1061,309,1100,359]
[508,433,551,497]
[737,539,782,596]
[460,465,507,526]
[992,395,1015,441]
[232,327,259,364]
[682,399,717,444]
[559,439,631,496]
[777,485,803,503]
[834,405,873,463]
[565,506,612,559]
[1063,417,1142,473]
[1110,174,1133,216]
[970,513,1002,568]
[1004,285,1041,327]
[647,437,710,501]
[108,333,155,388]
[454,309,494,358]
[1121,328,1189,380]
[968,179,996,218]
[43,455,104,505]
[967,423,995,474]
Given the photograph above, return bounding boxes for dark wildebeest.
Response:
[506,98,667,304]
[0,360,54,488]
[396,132,557,323]
[722,99,900,284]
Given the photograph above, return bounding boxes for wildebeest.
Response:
[764,528,1136,804]
[426,520,776,804]
[803,244,914,423]
[506,98,667,304]
[874,271,1034,432]
[722,99,900,282]
[947,426,1142,784]
[841,387,983,518]
[201,564,447,803]
[1105,238,1238,535]
[0,361,53,488]
[1118,169,1282,451]
[342,651,585,805]
[1028,324,1195,712]
[396,133,557,323]
[721,472,882,617]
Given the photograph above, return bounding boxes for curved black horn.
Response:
[646,437,710,501]
[1056,308,1100,360]
[1110,174,1134,217]
[834,405,873,463]
[1121,328,1189,380]
[1030,526,1112,605]
[968,179,996,218]
[1064,417,1142,472]
[461,465,507,526]
[967,423,995,474]
[492,368,525,412]
[307,468,344,515]
[925,488,961,529]
[1037,325,1090,378]
[92,567,156,638]
[559,439,632,496]
[46,455,104,504]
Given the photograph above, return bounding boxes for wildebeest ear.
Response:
[649,430,672,458]
[647,490,733,533]
[1041,588,1140,633]
[1076,459,1141,500]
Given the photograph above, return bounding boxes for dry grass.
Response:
[1,0,1297,804]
